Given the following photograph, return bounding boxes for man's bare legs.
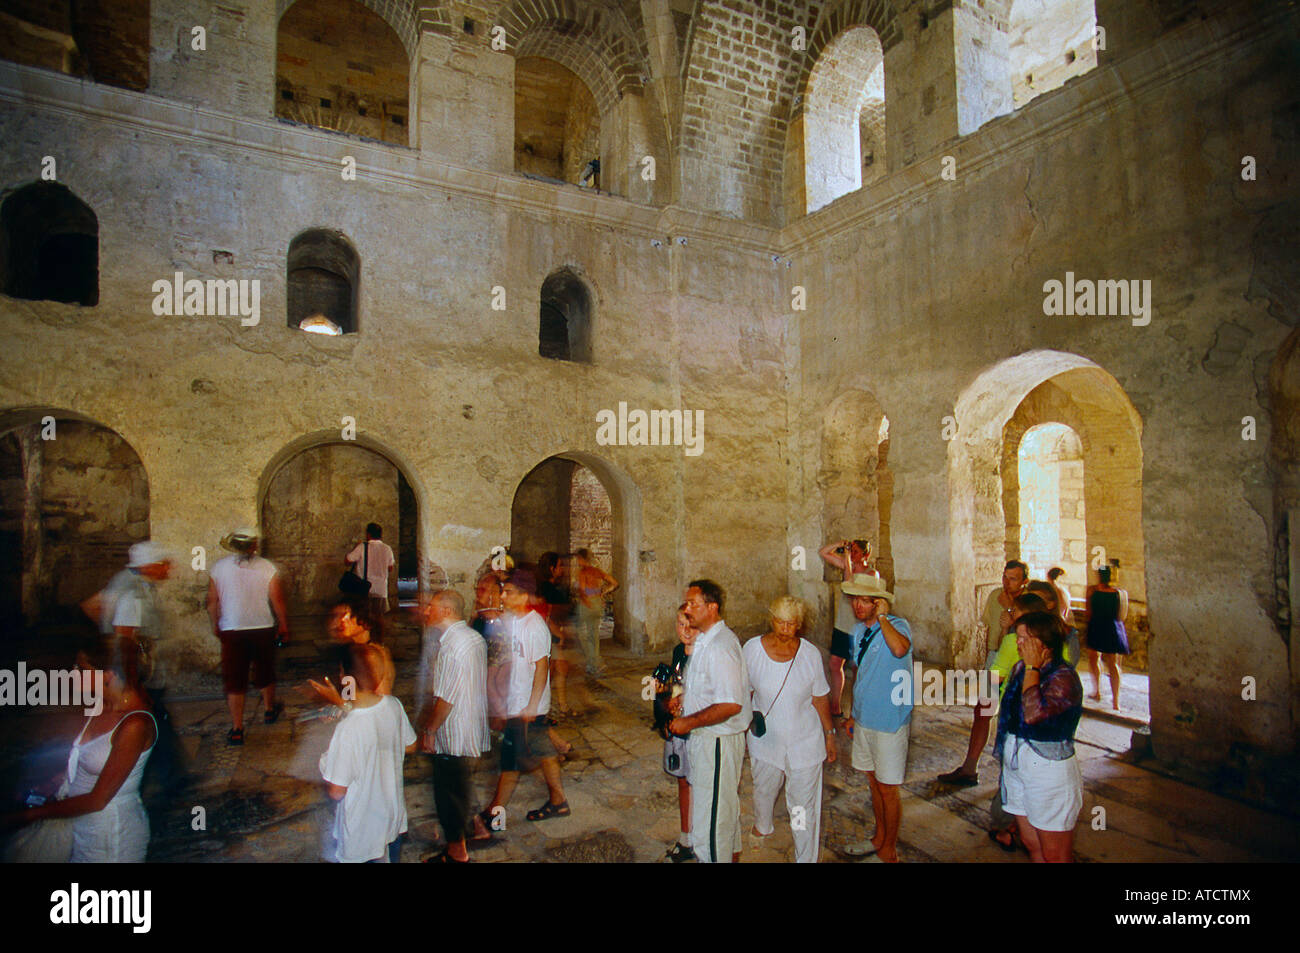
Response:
[866,771,902,862]
[489,757,566,814]
[228,684,276,732]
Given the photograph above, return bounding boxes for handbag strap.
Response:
[762,642,798,716]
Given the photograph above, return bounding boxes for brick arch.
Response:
[497,0,646,115]
[276,0,419,60]
[786,0,904,114]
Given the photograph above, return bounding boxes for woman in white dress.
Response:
[9,638,158,862]
[743,595,836,863]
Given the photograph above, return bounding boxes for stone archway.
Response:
[948,351,1144,669]
[0,408,150,629]
[258,434,423,617]
[509,450,645,652]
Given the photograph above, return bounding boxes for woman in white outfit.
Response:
[743,595,836,863]
[8,638,158,862]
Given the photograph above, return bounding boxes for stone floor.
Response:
[2,617,1296,863]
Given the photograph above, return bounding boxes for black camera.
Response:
[651,663,681,738]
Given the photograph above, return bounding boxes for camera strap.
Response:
[855,624,881,667]
[763,646,798,717]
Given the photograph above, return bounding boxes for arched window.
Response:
[0,1,149,90]
[514,57,601,186]
[539,269,592,363]
[287,229,359,334]
[1,182,98,306]
[1018,422,1086,582]
[803,27,887,213]
[276,0,410,146]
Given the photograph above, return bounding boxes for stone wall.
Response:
[784,2,1299,764]
[261,443,401,615]
[0,0,1295,768]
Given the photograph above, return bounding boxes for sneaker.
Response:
[665,842,696,863]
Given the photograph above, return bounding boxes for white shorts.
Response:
[850,721,909,785]
[1001,735,1083,832]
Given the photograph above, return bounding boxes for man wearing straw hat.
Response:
[207,527,290,745]
[840,573,912,863]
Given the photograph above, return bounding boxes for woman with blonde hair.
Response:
[742,595,836,863]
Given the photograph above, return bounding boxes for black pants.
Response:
[431,754,472,843]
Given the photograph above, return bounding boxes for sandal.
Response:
[264,702,285,724]
[526,799,571,821]
[227,727,244,746]
[423,849,469,864]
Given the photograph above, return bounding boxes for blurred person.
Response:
[1083,565,1130,710]
[667,579,751,864]
[655,604,697,862]
[573,548,617,677]
[996,611,1084,863]
[744,595,835,863]
[841,574,911,863]
[470,574,511,724]
[320,643,416,863]
[417,590,489,864]
[538,552,579,717]
[84,541,189,796]
[4,635,158,862]
[482,569,570,824]
[208,528,289,745]
[817,538,874,720]
[345,523,395,642]
[85,541,172,691]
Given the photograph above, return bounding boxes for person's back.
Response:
[321,693,415,863]
[210,553,277,629]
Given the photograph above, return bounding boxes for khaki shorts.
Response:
[850,721,909,785]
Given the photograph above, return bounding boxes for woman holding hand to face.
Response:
[995,611,1084,863]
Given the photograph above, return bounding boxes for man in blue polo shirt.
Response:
[841,573,912,863]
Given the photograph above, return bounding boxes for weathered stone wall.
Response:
[785,2,1299,765]
[261,443,401,615]
[0,0,1295,769]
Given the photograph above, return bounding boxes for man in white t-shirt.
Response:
[483,568,570,826]
[418,589,490,863]
[320,642,417,863]
[207,528,290,746]
[346,522,396,641]
[668,578,752,864]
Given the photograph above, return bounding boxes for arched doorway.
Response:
[949,351,1145,676]
[509,451,645,651]
[0,409,149,631]
[258,436,421,617]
